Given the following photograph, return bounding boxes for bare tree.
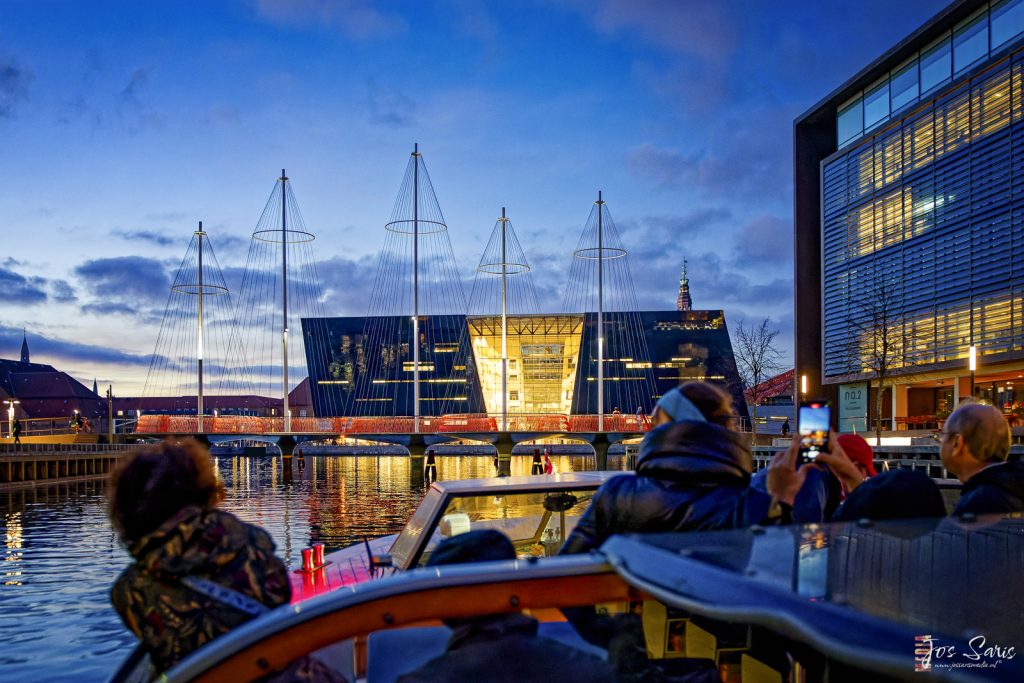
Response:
[849,278,904,446]
[733,318,784,443]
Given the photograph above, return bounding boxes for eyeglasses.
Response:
[931,430,960,443]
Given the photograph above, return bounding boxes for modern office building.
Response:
[301,310,747,422]
[795,0,1024,430]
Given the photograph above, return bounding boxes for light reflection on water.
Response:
[0,453,622,682]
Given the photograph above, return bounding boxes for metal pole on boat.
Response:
[281,170,290,433]
[597,191,604,432]
[197,221,205,433]
[500,207,508,433]
[413,144,420,433]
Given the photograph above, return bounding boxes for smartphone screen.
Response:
[798,401,830,462]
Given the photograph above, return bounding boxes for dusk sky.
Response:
[0,0,945,396]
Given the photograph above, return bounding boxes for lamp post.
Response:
[969,345,977,397]
[3,399,19,439]
[800,374,808,396]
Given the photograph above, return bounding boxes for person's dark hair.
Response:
[109,439,224,545]
[677,381,734,428]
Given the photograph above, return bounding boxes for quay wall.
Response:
[0,444,135,490]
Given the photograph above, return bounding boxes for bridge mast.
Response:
[597,191,604,432]
[413,145,421,432]
[197,221,205,432]
[500,207,508,432]
[281,169,290,432]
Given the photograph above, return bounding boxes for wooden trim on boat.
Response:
[190,572,636,683]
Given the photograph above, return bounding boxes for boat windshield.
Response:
[392,488,595,568]
[389,487,445,569]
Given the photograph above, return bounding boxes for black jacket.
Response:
[561,421,772,555]
[396,614,615,683]
[953,460,1024,516]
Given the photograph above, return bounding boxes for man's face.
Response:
[938,426,963,478]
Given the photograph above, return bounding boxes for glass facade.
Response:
[467,315,584,414]
[302,311,748,420]
[836,0,1024,147]
[821,48,1024,381]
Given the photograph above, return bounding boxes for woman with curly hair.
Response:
[108,439,341,680]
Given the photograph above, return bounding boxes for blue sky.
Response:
[0,0,945,395]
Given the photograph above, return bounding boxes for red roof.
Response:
[744,368,795,404]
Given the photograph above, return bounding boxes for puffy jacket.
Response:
[111,505,292,673]
[561,421,773,555]
[953,460,1024,516]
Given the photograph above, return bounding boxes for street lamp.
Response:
[3,399,19,439]
[800,374,808,396]
[969,345,978,397]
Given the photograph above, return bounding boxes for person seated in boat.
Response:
[831,467,946,521]
[561,381,803,555]
[397,530,615,683]
[108,439,343,680]
[940,401,1024,515]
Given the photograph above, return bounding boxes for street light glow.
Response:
[968,345,977,372]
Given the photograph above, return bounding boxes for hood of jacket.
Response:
[128,505,266,579]
[636,420,753,483]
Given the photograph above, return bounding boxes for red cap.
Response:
[836,433,877,477]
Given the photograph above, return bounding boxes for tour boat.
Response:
[289,471,625,601]
[117,514,1023,683]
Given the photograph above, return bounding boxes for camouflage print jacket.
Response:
[110,505,291,673]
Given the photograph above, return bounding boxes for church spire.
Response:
[676,259,693,311]
[20,330,29,363]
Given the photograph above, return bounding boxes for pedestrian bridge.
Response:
[136,413,649,436]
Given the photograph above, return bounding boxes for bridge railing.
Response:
[133,413,652,435]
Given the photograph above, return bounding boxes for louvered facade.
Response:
[796,0,1024,426]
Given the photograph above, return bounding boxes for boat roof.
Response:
[603,515,1024,679]
[428,470,626,495]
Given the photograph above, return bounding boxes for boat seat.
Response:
[366,621,606,682]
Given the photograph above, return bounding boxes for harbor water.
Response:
[0,452,623,682]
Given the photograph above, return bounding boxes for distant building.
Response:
[795,0,1024,429]
[113,378,315,419]
[0,358,105,421]
[302,310,747,422]
[675,260,693,312]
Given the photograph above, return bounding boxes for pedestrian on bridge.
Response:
[13,419,22,445]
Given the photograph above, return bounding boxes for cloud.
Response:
[0,266,48,305]
[687,252,793,309]
[80,302,139,316]
[112,229,177,247]
[627,127,791,200]
[74,256,172,304]
[581,0,737,64]
[248,0,407,40]
[731,214,792,267]
[117,65,162,129]
[121,66,152,103]
[0,54,31,118]
[0,323,155,367]
[367,78,416,127]
[50,279,78,303]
